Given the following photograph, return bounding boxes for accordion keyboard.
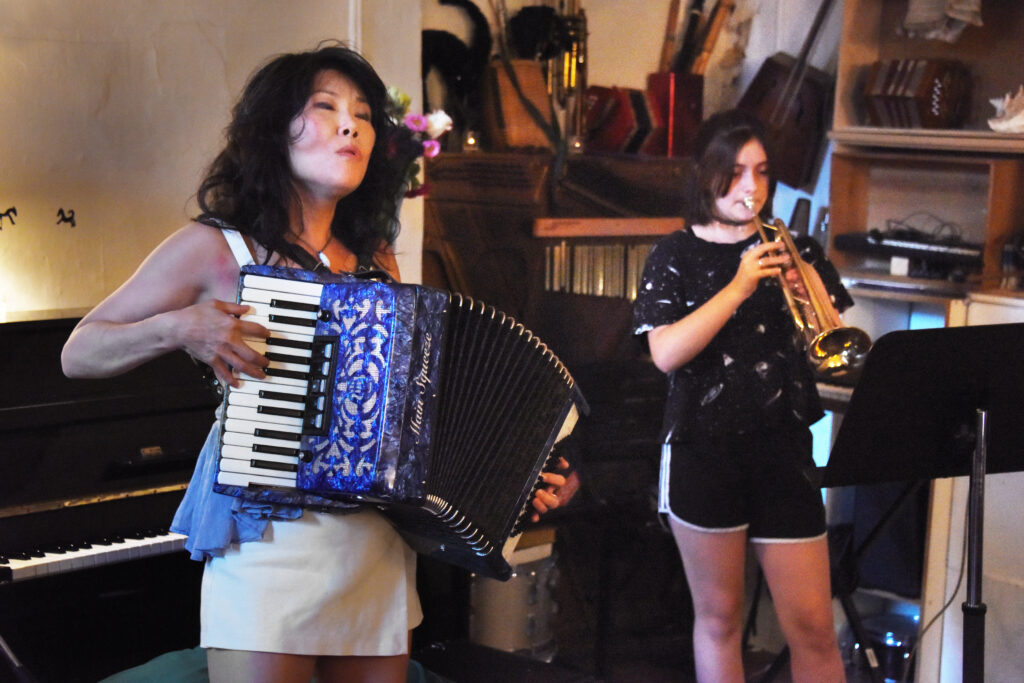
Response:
[217,274,335,490]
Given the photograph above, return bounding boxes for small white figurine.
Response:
[988,85,1024,133]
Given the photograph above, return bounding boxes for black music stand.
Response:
[821,322,1024,683]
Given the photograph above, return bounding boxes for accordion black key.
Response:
[213,265,585,579]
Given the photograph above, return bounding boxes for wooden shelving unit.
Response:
[829,148,1024,288]
[827,0,1024,294]
[532,217,682,238]
[825,5,1024,681]
[831,0,1024,153]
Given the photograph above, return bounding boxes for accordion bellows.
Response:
[213,265,584,579]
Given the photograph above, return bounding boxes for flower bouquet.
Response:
[386,87,452,199]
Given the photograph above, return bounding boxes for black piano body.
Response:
[0,314,220,682]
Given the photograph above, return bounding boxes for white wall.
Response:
[363,1,426,284]
[0,0,423,319]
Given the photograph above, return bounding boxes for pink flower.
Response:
[403,113,428,132]
[422,139,441,158]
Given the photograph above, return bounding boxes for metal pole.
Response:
[962,408,987,683]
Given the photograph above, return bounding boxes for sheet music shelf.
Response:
[532,217,682,301]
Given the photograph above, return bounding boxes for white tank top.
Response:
[221,228,255,267]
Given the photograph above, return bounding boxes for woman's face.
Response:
[714,137,769,224]
[288,69,376,202]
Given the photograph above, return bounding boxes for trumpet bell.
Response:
[808,327,873,381]
[747,207,874,383]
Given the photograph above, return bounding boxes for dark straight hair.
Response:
[682,109,778,227]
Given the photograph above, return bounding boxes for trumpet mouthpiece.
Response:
[743,197,756,211]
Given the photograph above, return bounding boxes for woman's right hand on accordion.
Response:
[174,299,270,389]
[62,223,269,388]
[529,457,578,523]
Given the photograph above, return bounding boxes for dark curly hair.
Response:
[682,109,777,227]
[195,42,403,268]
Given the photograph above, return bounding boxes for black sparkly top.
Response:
[632,227,852,442]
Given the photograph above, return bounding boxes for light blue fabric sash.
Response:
[169,228,305,560]
[170,409,303,561]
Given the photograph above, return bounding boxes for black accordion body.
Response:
[213,265,584,579]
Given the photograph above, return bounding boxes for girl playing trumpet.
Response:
[633,109,852,682]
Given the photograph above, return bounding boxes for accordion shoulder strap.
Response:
[279,240,327,273]
[221,229,255,267]
[219,222,389,278]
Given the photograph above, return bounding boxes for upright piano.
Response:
[0,314,220,682]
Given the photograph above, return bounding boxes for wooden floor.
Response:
[32,637,887,682]
[411,510,903,683]
[416,639,884,682]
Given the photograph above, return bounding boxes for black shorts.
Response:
[660,424,826,542]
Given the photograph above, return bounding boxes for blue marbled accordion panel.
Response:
[213,265,447,508]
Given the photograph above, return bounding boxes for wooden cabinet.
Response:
[827,0,1024,295]
[420,152,692,675]
[421,152,690,325]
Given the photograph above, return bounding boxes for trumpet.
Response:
[744,197,872,380]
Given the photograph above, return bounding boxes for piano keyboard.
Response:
[832,232,983,265]
[216,274,335,491]
[0,530,185,583]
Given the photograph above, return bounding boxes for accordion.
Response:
[861,59,971,129]
[213,265,585,579]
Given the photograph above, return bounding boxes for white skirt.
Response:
[200,509,421,656]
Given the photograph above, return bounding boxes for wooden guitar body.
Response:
[736,0,837,189]
[738,52,832,188]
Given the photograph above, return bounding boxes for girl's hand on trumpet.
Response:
[733,241,788,298]
[783,258,812,300]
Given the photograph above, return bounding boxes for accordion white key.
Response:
[213,265,585,579]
